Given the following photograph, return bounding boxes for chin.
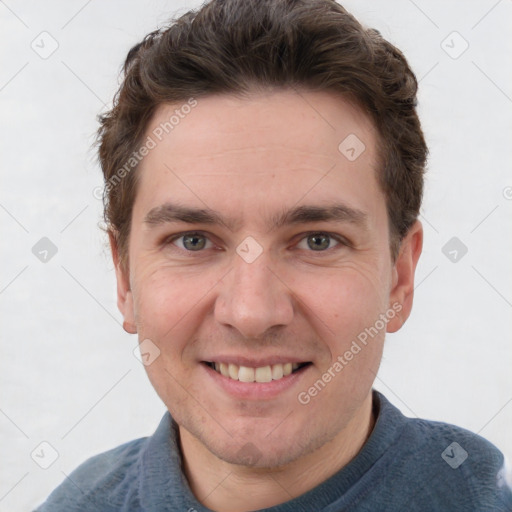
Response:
[210,440,305,469]
[197,418,337,470]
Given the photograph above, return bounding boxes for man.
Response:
[36,0,512,510]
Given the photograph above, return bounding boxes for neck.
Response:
[179,393,375,512]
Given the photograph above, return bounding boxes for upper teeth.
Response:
[212,362,301,382]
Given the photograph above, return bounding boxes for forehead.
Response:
[145,89,376,159]
[134,90,382,226]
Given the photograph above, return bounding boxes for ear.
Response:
[109,231,137,334]
[386,220,423,333]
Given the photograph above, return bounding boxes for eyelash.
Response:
[164,231,350,255]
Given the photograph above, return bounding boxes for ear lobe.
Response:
[386,221,423,333]
[121,292,137,334]
[109,231,137,334]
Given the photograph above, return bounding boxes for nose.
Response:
[214,249,294,339]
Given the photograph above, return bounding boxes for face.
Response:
[113,89,422,468]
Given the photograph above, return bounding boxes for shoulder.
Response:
[35,411,179,511]
[376,391,505,469]
[406,413,505,475]
[35,436,149,511]
[375,393,512,510]
[408,418,511,510]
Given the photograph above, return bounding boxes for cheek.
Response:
[131,267,207,409]
[292,263,391,398]
[294,269,388,409]
[132,265,206,349]
[294,261,391,335]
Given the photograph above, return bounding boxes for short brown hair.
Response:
[97,0,427,268]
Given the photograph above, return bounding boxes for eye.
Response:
[168,232,214,252]
[296,232,346,252]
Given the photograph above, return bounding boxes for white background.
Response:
[1,1,511,510]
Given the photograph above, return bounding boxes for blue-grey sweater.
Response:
[36,391,512,511]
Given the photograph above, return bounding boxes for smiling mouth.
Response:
[202,361,312,383]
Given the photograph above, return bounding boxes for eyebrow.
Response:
[143,201,368,232]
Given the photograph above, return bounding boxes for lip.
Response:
[200,361,312,400]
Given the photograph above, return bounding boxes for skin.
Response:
[110,89,423,512]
